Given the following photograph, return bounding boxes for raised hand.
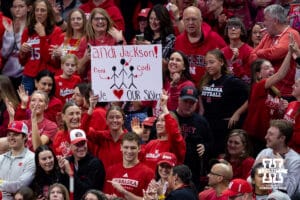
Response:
[131,117,144,136]
[160,90,169,113]
[5,98,15,123]
[17,85,29,108]
[108,27,123,43]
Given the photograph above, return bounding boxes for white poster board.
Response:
[91,45,162,102]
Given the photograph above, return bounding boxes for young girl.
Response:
[243,41,292,155]
[199,49,248,156]
[54,54,81,105]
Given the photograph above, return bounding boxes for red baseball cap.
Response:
[70,129,87,145]
[222,179,252,197]
[7,121,29,135]
[142,117,156,127]
[157,152,177,167]
[138,8,150,18]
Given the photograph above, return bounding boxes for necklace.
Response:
[62,37,81,55]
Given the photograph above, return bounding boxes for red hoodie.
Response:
[19,26,64,77]
[174,22,226,85]
[80,0,125,31]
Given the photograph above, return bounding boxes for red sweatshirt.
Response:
[87,128,128,170]
[222,43,253,84]
[80,0,125,31]
[55,75,81,105]
[174,22,226,85]
[19,26,63,77]
[141,113,186,171]
[250,27,300,96]
[284,101,300,153]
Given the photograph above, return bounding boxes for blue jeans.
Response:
[21,75,35,95]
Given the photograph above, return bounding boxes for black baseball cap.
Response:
[179,86,198,102]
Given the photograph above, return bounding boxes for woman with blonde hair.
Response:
[76,8,125,82]
[51,9,87,59]
[220,129,254,179]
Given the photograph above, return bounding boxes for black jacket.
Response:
[63,153,105,200]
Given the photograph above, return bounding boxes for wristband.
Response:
[158,194,165,200]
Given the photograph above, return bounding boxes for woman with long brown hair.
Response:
[76,8,124,82]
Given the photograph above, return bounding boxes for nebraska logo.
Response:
[112,178,139,187]
[259,158,288,190]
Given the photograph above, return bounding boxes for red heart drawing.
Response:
[113,89,124,99]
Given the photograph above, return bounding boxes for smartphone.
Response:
[136,34,144,41]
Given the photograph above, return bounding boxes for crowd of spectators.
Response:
[0,0,300,200]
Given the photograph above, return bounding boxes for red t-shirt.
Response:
[24,118,57,151]
[243,80,283,141]
[199,188,229,200]
[60,35,82,56]
[104,162,154,197]
[230,157,255,179]
[141,114,186,171]
[284,101,300,153]
[76,35,118,82]
[55,75,81,105]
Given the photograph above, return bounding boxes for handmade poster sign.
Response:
[91,45,162,102]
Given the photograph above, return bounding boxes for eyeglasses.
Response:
[93,17,107,21]
[228,25,241,30]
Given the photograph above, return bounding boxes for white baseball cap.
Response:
[70,129,87,145]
